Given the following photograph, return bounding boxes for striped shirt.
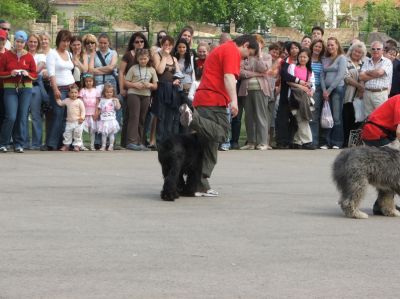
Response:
[311,61,323,87]
[361,56,393,89]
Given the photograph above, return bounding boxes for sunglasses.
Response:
[1,28,10,31]
[159,36,166,39]
[134,40,144,44]
[371,48,382,51]
[87,41,96,45]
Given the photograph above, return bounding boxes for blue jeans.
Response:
[310,87,323,146]
[26,86,43,148]
[0,88,4,132]
[46,88,68,149]
[0,88,33,149]
[321,86,345,147]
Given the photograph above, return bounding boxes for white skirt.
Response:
[96,119,120,135]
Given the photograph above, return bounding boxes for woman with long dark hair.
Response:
[174,38,194,95]
[44,29,75,151]
[309,39,325,146]
[70,35,88,87]
[152,35,183,144]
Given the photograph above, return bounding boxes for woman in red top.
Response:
[0,30,37,153]
[0,29,8,134]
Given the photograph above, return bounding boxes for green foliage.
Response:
[0,0,37,24]
[78,0,132,30]
[128,0,325,33]
[25,0,57,20]
[369,0,400,32]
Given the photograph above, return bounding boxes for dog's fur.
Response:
[158,133,205,201]
[332,146,400,219]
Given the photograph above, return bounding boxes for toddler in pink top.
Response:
[79,73,99,150]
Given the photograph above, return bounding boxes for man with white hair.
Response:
[360,41,393,117]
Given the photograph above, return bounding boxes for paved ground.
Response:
[0,149,400,299]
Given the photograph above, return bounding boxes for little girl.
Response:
[79,73,99,150]
[124,49,158,151]
[96,83,121,151]
[287,48,315,149]
[56,84,86,152]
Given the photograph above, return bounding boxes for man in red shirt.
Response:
[0,29,8,132]
[361,94,400,214]
[361,94,400,147]
[180,35,258,197]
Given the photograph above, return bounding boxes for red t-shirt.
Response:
[193,41,241,107]
[361,95,400,140]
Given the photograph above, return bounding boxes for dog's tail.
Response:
[332,149,352,189]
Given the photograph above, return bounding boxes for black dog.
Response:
[158,133,205,201]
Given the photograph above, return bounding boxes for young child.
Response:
[96,83,121,151]
[124,48,158,151]
[79,73,99,150]
[56,84,86,152]
[287,48,315,149]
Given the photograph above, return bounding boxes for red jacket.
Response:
[0,49,37,88]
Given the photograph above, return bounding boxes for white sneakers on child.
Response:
[179,104,193,127]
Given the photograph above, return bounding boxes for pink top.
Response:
[79,88,99,116]
[294,66,309,82]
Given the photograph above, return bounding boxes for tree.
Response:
[78,0,132,31]
[369,0,400,32]
[0,0,37,29]
[25,0,57,20]
[76,0,325,35]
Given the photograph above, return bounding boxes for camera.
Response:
[14,69,24,76]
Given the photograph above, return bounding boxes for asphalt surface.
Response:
[1,149,400,299]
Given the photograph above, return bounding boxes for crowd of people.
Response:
[0,19,399,153]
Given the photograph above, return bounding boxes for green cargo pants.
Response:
[190,106,230,192]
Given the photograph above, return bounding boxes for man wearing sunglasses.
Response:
[0,20,11,50]
[360,41,393,117]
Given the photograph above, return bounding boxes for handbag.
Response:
[353,97,365,123]
[321,101,334,129]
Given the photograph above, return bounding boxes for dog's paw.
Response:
[352,210,369,219]
[381,208,400,217]
[161,190,178,201]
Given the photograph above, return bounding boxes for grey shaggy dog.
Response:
[332,146,400,219]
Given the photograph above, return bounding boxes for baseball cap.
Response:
[0,29,7,40]
[14,30,28,42]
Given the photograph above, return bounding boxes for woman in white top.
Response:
[45,29,75,150]
[26,33,48,150]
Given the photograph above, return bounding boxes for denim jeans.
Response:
[321,86,345,147]
[0,88,33,149]
[46,88,68,149]
[0,88,4,133]
[26,86,43,148]
[310,87,323,146]
[230,96,244,144]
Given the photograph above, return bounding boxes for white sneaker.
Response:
[195,189,219,197]
[319,145,329,150]
[179,104,193,127]
[256,144,269,150]
[240,144,255,150]
[332,145,340,149]
[0,146,8,153]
